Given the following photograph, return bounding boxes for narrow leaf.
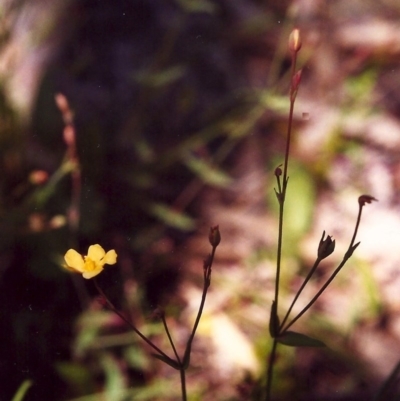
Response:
[277,331,326,347]
[134,65,185,88]
[11,380,33,401]
[269,301,280,338]
[184,154,232,187]
[345,241,361,259]
[148,203,195,230]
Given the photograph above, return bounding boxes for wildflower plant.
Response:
[53,26,383,401]
[62,231,220,401]
[265,28,377,400]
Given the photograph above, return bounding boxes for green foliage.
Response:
[10,381,32,401]
[147,202,196,230]
[183,152,233,188]
[277,331,326,348]
[1,2,395,400]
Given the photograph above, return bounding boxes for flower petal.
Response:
[64,249,85,272]
[82,267,104,279]
[87,244,105,263]
[103,250,117,265]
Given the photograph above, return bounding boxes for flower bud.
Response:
[274,165,282,177]
[358,195,377,206]
[288,28,302,53]
[209,225,221,248]
[318,231,335,259]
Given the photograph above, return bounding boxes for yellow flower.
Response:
[64,244,117,279]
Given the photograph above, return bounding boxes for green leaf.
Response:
[277,331,326,347]
[74,311,112,357]
[11,380,33,401]
[269,301,280,338]
[147,203,195,230]
[55,362,92,394]
[151,353,181,370]
[134,65,185,88]
[184,154,232,188]
[102,353,126,401]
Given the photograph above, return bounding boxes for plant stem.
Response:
[282,203,364,333]
[93,279,171,360]
[279,257,322,331]
[265,338,278,401]
[180,368,187,401]
[162,314,181,364]
[178,244,217,400]
[273,48,297,322]
[184,245,216,358]
[266,46,299,401]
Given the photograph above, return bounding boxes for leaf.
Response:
[346,241,361,258]
[147,203,195,230]
[11,380,33,401]
[151,353,181,370]
[277,331,326,347]
[184,154,232,187]
[269,301,280,338]
[134,65,185,88]
[102,353,126,401]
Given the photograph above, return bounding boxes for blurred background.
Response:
[1,0,400,400]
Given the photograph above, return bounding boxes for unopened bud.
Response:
[318,231,335,259]
[358,194,377,206]
[209,225,221,248]
[288,28,302,53]
[274,165,282,177]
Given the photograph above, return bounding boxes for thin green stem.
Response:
[184,246,216,356]
[274,199,285,314]
[93,279,171,360]
[279,257,322,331]
[266,49,299,401]
[282,204,364,333]
[178,243,217,401]
[180,368,187,401]
[273,51,297,317]
[265,338,278,401]
[161,314,181,364]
